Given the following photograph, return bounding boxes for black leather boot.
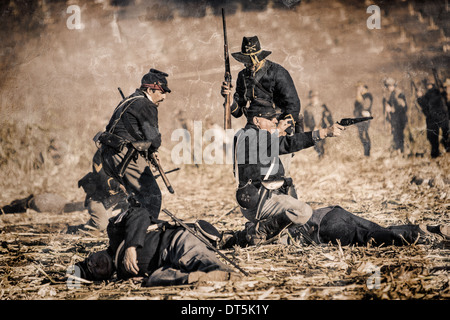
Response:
[253,212,292,245]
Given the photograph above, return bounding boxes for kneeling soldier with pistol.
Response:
[226,106,345,247]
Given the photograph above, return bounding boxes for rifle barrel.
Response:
[154,167,180,179]
[162,209,249,276]
[222,9,230,76]
[222,8,232,130]
[150,153,175,194]
[118,87,125,99]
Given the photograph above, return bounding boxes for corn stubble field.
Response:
[0,0,449,300]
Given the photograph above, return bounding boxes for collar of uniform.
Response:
[245,59,270,77]
[244,123,259,131]
[254,59,266,73]
[143,90,154,103]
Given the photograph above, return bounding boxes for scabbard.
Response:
[117,147,137,178]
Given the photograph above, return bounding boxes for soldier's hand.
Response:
[320,123,345,139]
[221,81,233,97]
[149,152,159,170]
[276,119,291,136]
[123,246,139,275]
[362,111,371,117]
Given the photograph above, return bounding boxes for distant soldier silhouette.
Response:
[417,76,449,158]
[353,81,373,156]
[303,90,334,158]
[382,77,408,155]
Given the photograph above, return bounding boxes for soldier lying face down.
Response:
[75,207,240,286]
[221,205,450,248]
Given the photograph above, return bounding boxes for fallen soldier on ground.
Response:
[74,207,241,286]
[0,193,75,215]
[220,205,450,248]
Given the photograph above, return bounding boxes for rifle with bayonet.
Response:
[337,117,373,126]
[117,87,175,194]
[162,208,248,276]
[154,167,179,179]
[222,8,232,130]
[407,72,423,112]
[432,68,444,91]
[409,73,419,95]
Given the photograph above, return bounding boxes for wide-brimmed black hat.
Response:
[231,36,272,65]
[141,68,171,93]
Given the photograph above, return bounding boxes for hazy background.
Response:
[0,0,449,203]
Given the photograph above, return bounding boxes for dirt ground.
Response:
[1,140,449,300]
[0,0,449,301]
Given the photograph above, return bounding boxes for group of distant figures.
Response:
[303,75,449,159]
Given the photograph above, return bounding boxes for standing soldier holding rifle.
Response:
[220,29,302,197]
[95,68,171,222]
[220,35,301,135]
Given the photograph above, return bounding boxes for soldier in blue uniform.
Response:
[73,149,128,232]
[97,69,170,220]
[221,36,303,198]
[222,36,301,130]
[229,106,345,246]
[283,206,450,247]
[75,207,240,286]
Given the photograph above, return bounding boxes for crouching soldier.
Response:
[229,106,345,246]
[74,207,240,286]
[72,149,128,232]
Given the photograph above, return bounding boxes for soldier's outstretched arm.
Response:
[319,123,345,139]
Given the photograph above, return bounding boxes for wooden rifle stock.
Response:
[222,8,232,130]
[407,73,418,94]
